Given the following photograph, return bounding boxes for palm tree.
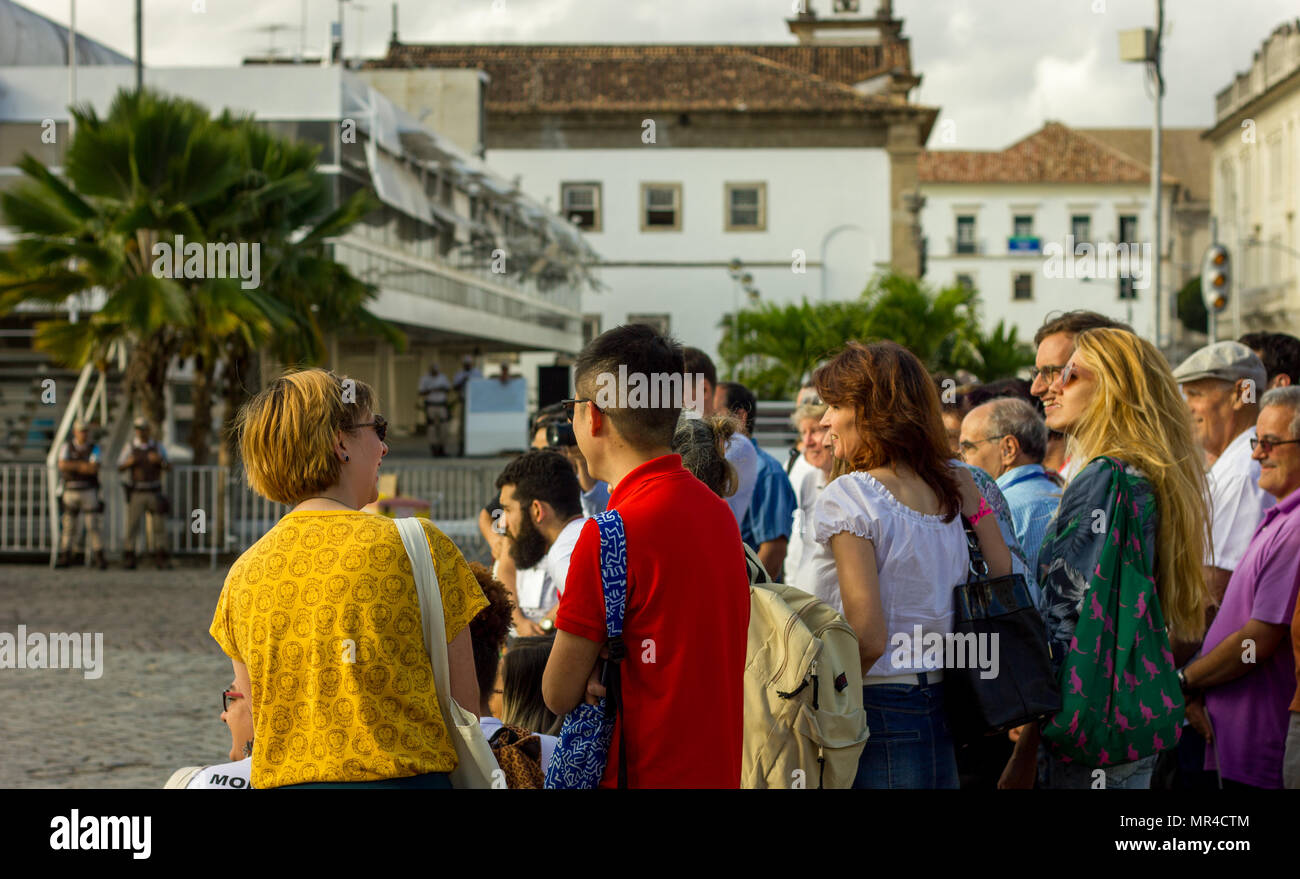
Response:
[184,112,402,464]
[2,88,402,466]
[0,89,246,430]
[974,319,1036,382]
[719,272,996,398]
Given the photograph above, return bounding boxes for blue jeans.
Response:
[1039,749,1155,789]
[854,676,959,789]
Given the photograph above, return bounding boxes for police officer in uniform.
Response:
[117,417,171,569]
[56,419,108,569]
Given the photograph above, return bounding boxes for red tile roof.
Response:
[368,42,918,113]
[919,122,1179,185]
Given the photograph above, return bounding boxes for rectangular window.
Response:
[955,273,974,291]
[561,182,602,231]
[725,182,766,231]
[1118,214,1139,300]
[627,313,671,336]
[1071,214,1091,246]
[955,215,976,254]
[582,314,602,346]
[641,183,682,231]
[1013,273,1033,300]
[1013,215,1034,238]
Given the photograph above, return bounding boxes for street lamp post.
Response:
[727,259,758,380]
[1119,1,1165,347]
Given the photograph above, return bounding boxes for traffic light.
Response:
[1201,245,1231,313]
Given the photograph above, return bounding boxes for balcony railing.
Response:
[333,236,581,333]
[949,236,985,256]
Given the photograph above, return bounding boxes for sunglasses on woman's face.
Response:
[354,413,387,443]
[1057,362,1085,389]
[223,689,243,712]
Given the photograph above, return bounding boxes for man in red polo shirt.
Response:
[542,324,750,788]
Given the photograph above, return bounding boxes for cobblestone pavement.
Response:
[0,561,233,788]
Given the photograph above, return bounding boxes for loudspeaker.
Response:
[537,365,570,409]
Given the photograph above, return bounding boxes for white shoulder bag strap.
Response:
[395,518,501,789]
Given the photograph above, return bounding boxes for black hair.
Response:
[1240,332,1300,386]
[573,323,686,451]
[494,449,582,518]
[717,381,757,435]
[682,347,718,388]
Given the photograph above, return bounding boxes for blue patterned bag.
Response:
[544,510,629,789]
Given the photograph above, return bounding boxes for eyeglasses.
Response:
[1250,436,1300,454]
[958,435,1008,456]
[1029,365,1066,386]
[222,689,244,712]
[352,413,387,443]
[560,398,599,421]
[1056,362,1085,389]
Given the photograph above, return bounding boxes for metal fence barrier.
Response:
[0,462,499,568]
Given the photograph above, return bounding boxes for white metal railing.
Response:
[4,461,498,568]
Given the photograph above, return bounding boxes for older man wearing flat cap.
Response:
[1175,341,1276,603]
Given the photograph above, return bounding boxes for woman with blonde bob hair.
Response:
[209,367,487,789]
[1001,328,1210,790]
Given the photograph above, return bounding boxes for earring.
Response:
[344,454,349,462]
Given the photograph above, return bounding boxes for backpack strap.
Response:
[743,542,770,585]
[593,510,630,789]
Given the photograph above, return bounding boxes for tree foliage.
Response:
[0,88,398,463]
[717,272,1036,399]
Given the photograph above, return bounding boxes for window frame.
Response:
[1070,214,1092,247]
[640,182,683,232]
[1012,272,1033,301]
[627,312,671,336]
[724,182,767,232]
[560,182,603,232]
[955,215,976,254]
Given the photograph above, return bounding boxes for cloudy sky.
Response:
[20,0,1300,148]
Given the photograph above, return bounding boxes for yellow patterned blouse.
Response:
[209,512,487,789]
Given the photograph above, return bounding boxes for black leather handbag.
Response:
[944,519,1061,745]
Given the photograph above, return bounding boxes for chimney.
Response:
[390,2,400,48]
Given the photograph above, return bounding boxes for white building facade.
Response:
[369,1,937,368]
[920,122,1180,345]
[1205,20,1300,339]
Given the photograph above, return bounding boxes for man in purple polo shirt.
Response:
[1181,386,1300,788]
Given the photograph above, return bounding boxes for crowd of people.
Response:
[181,313,1300,789]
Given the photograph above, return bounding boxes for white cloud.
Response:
[16,0,1300,148]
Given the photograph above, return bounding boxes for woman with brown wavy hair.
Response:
[811,341,1011,789]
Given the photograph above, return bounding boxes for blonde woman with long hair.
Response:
[1002,328,1210,789]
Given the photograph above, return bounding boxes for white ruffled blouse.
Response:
[810,470,969,678]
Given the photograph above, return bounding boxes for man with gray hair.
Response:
[958,396,1061,579]
[1180,386,1300,789]
[1173,341,1275,605]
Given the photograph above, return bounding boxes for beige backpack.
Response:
[742,545,869,789]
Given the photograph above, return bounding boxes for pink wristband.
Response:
[966,495,993,527]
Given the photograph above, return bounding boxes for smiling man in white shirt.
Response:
[1174,341,1276,604]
